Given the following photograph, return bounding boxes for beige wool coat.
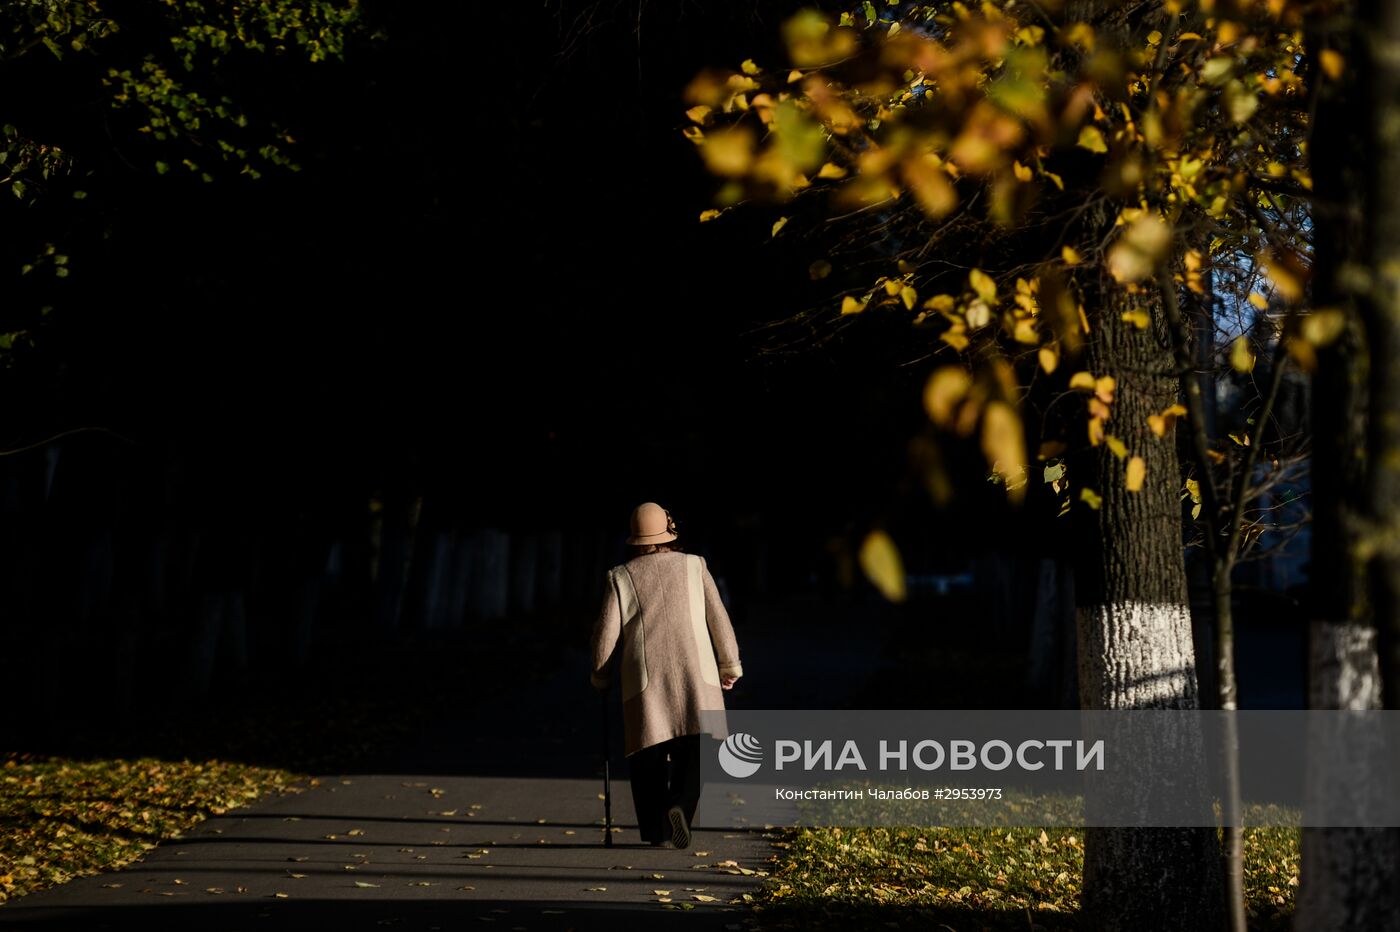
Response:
[589,551,743,757]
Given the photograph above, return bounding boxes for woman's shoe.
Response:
[666,806,691,850]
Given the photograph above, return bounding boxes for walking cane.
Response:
[601,688,613,847]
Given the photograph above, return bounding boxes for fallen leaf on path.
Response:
[584,886,607,892]
[693,894,719,902]
[354,881,380,888]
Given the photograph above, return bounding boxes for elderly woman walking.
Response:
[589,502,743,848]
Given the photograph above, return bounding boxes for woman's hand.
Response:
[721,674,739,690]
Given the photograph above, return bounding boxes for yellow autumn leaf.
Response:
[1077,125,1107,154]
[1300,308,1346,346]
[1120,309,1151,329]
[686,105,712,124]
[900,285,918,310]
[1094,375,1116,403]
[1248,292,1269,310]
[1146,403,1187,437]
[923,367,971,427]
[859,530,906,603]
[1105,434,1128,460]
[817,161,848,179]
[1013,318,1038,344]
[1320,49,1344,81]
[941,329,970,351]
[699,209,721,222]
[1107,214,1171,283]
[1013,160,1033,182]
[1061,245,1082,265]
[981,401,1028,502]
[841,295,867,315]
[1125,456,1146,492]
[1230,335,1255,373]
[969,268,998,304]
[903,154,958,218]
[1068,371,1096,391]
[771,216,788,237]
[1038,344,1059,374]
[1079,487,1102,509]
[1259,250,1305,302]
[700,126,755,176]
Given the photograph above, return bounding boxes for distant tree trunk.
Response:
[1057,2,1225,925]
[1069,243,1225,932]
[1295,5,1400,927]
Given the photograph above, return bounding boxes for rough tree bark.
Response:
[1069,250,1226,932]
[1057,3,1225,929]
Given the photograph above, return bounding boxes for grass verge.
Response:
[752,822,1300,931]
[0,752,305,904]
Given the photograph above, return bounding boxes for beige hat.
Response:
[627,502,678,545]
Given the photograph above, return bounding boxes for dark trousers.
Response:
[628,734,702,843]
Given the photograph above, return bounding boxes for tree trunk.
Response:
[1295,5,1400,925]
[1359,0,1400,713]
[1069,252,1225,932]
